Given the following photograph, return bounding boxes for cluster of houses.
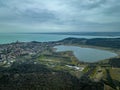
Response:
[0,41,60,65]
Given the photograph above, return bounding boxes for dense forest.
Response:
[0,62,104,90]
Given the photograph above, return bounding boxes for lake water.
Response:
[0,33,120,44]
[54,45,117,62]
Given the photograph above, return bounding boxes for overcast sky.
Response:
[0,0,120,33]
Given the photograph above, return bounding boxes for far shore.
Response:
[60,43,120,57]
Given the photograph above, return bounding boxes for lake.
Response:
[0,33,120,44]
[54,45,117,62]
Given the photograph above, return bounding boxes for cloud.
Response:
[0,0,120,32]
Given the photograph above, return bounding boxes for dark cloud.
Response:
[0,0,120,32]
[68,0,107,9]
[0,1,4,7]
[85,0,107,9]
[103,5,120,16]
[14,9,57,23]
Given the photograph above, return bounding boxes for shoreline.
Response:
[53,44,119,63]
[0,37,120,64]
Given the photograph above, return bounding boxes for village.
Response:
[0,41,61,66]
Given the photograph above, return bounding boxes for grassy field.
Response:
[35,52,86,78]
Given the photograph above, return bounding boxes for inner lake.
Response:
[54,45,117,62]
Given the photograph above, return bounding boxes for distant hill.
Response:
[58,37,120,49]
[40,32,120,36]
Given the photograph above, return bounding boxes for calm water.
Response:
[54,45,117,62]
[0,33,120,44]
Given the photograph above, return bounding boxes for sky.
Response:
[0,0,120,33]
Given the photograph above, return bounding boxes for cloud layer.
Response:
[0,0,120,32]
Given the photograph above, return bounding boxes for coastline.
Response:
[0,37,120,64]
[54,44,118,63]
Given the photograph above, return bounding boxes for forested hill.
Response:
[0,62,104,90]
[58,38,120,49]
